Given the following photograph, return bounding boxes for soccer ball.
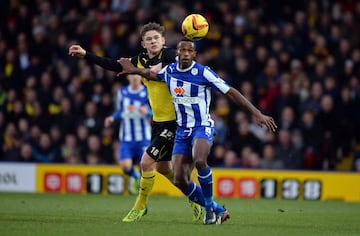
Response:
[181,14,209,40]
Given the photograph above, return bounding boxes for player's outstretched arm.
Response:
[68,44,122,72]
[226,87,277,132]
[117,58,159,81]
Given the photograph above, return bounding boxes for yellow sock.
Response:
[163,171,174,183]
[134,170,155,210]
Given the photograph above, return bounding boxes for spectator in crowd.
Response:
[66,152,83,165]
[32,132,61,163]
[299,81,323,115]
[230,115,262,157]
[61,133,79,161]
[278,105,298,131]
[78,101,103,135]
[53,97,77,135]
[217,150,241,168]
[85,134,106,164]
[260,143,284,169]
[208,144,227,167]
[2,133,23,162]
[274,129,304,169]
[19,143,36,162]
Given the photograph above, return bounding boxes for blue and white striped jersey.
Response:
[113,85,152,142]
[157,61,231,128]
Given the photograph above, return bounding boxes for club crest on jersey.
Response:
[140,91,147,97]
[174,87,185,95]
[191,68,198,75]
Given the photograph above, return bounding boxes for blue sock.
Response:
[125,167,140,179]
[213,202,225,214]
[183,182,205,207]
[197,166,214,211]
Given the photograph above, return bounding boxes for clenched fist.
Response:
[68,45,86,58]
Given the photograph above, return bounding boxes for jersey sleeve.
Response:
[203,66,231,94]
[84,52,122,72]
[84,53,138,72]
[130,56,139,67]
[157,65,168,82]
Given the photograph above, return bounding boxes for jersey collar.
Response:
[176,61,195,72]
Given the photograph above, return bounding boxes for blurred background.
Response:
[0,0,360,172]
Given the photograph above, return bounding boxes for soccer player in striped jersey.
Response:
[104,74,151,195]
[118,39,277,224]
[68,23,203,223]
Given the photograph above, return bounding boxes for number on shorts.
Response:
[150,147,159,156]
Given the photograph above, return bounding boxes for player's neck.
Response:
[129,84,141,91]
[148,52,158,58]
[147,47,163,58]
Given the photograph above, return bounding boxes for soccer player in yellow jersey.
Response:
[68,23,202,222]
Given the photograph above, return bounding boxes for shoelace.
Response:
[128,209,140,219]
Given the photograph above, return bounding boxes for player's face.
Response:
[141,30,165,57]
[177,41,196,69]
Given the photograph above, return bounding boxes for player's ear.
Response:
[141,40,145,48]
[161,36,165,45]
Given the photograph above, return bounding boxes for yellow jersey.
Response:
[132,48,176,122]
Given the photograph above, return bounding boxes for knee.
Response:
[119,161,131,172]
[140,154,156,172]
[140,161,154,172]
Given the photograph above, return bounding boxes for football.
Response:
[181,14,209,40]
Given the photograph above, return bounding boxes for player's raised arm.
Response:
[117,58,159,81]
[68,44,122,72]
[226,87,277,132]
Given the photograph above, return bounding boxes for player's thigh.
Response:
[192,126,214,162]
[192,138,211,160]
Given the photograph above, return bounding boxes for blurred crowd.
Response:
[1,0,360,171]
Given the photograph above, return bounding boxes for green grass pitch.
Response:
[0,193,360,236]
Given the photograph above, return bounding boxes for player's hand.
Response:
[117,58,136,76]
[104,116,114,128]
[68,45,86,58]
[254,114,277,133]
[138,106,148,115]
[150,63,162,73]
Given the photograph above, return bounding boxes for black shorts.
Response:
[145,120,177,162]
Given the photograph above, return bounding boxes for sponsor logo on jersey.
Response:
[173,97,200,104]
[174,87,185,95]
